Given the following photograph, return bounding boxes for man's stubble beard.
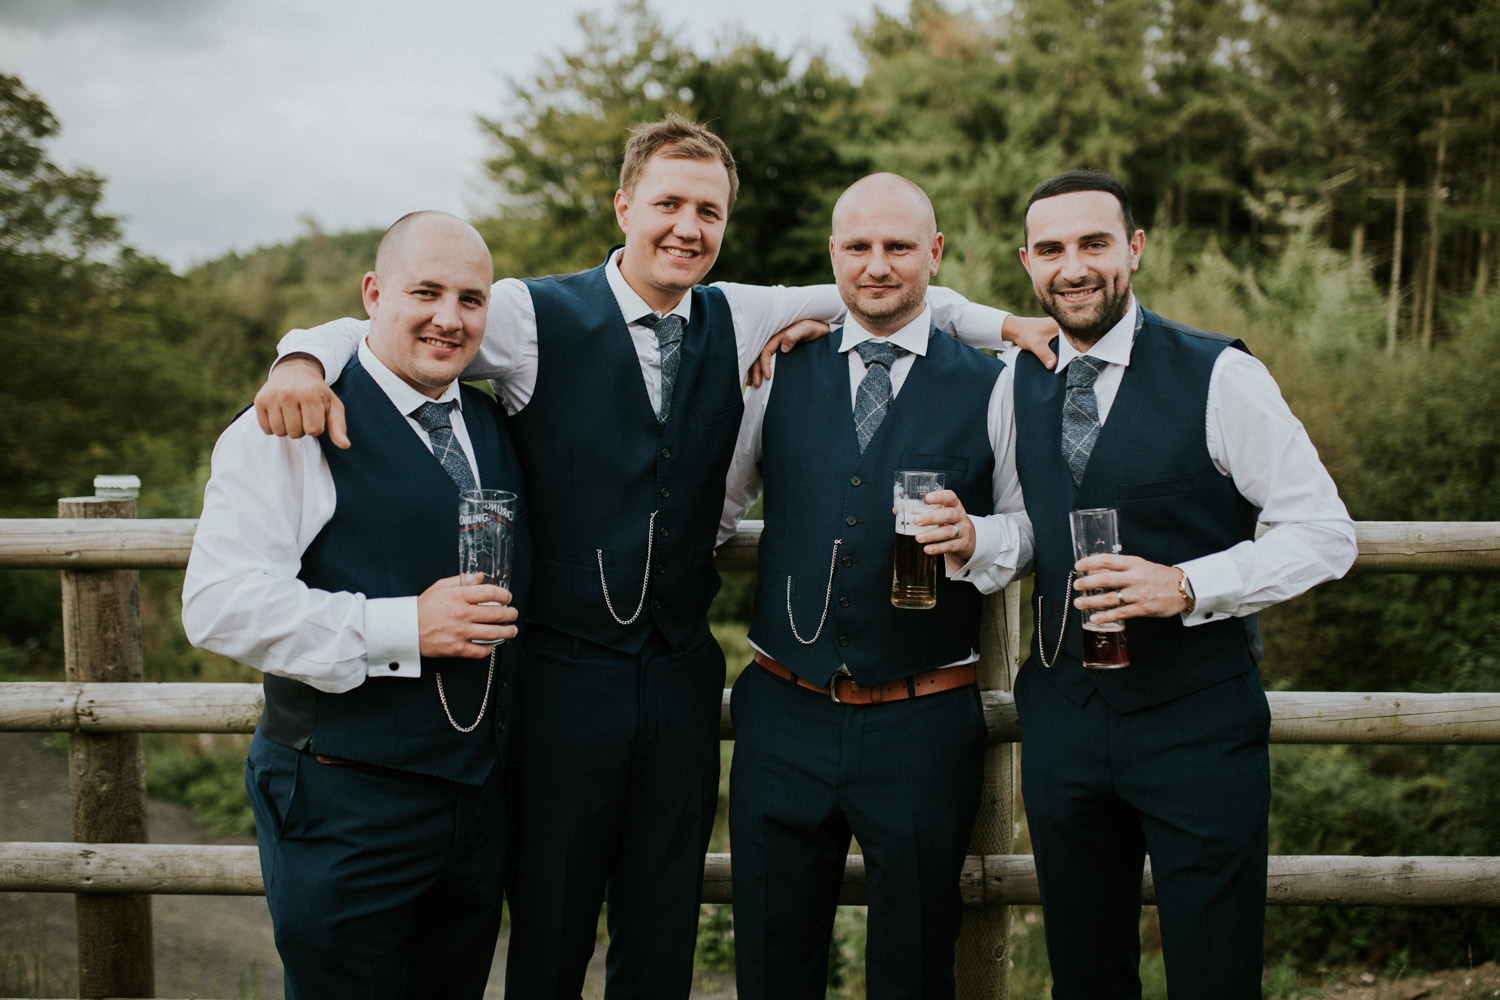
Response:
[1043,280,1132,351]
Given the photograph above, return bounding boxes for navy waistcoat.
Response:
[260,357,531,785]
[1014,308,1261,712]
[749,328,1002,687]
[510,253,742,653]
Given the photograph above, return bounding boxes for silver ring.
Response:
[1117,592,1128,606]
[952,523,960,538]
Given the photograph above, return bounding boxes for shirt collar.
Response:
[357,338,463,416]
[606,246,693,326]
[1055,296,1138,373]
[837,306,934,358]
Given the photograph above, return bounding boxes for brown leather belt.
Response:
[754,651,975,705]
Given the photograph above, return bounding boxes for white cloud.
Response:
[0,0,891,269]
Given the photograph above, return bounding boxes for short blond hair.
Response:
[620,113,739,209]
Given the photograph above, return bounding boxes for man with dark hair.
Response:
[184,211,527,1000]
[720,172,1032,999]
[1009,168,1356,997]
[253,121,1055,999]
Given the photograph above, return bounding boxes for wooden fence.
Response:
[1,491,1498,999]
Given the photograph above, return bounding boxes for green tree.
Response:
[0,73,119,262]
[476,0,861,286]
[0,75,248,515]
[1248,0,1500,340]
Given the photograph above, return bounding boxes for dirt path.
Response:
[0,731,733,1000]
[1,730,285,999]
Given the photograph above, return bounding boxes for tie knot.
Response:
[412,399,456,432]
[855,338,907,370]
[1066,354,1107,390]
[640,312,684,346]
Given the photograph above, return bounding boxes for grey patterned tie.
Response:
[1062,355,1108,486]
[853,338,909,453]
[412,400,477,493]
[640,313,685,424]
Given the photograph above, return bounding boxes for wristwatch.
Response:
[1176,568,1196,614]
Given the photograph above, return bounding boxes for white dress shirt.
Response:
[719,306,1035,594]
[275,249,1014,418]
[1038,297,1357,622]
[183,340,481,693]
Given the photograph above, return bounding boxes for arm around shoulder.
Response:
[257,317,368,447]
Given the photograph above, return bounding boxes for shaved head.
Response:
[375,210,489,280]
[832,173,937,241]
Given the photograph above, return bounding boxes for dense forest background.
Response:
[3,0,1499,986]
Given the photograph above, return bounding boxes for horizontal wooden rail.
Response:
[7,683,1500,745]
[1,519,1497,573]
[0,518,197,570]
[0,682,264,734]
[1351,520,1500,573]
[1263,690,1500,744]
[5,842,1497,907]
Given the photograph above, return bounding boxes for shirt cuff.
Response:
[364,596,422,678]
[949,515,1005,595]
[276,347,342,386]
[1176,552,1243,626]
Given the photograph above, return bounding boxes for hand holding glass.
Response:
[892,470,944,610]
[1069,507,1130,670]
[459,489,516,646]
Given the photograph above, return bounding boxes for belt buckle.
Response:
[829,664,853,704]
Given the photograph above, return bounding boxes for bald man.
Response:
[718,174,1033,999]
[183,211,529,1000]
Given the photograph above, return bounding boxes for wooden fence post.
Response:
[59,476,155,998]
[955,581,1023,999]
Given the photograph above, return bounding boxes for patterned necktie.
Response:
[1062,354,1108,486]
[412,400,477,493]
[640,313,685,425]
[853,338,909,453]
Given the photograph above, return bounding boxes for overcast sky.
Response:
[1,0,898,270]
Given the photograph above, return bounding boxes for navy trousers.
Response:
[244,730,508,1000]
[503,622,726,1000]
[1014,664,1271,1000]
[729,661,988,1000]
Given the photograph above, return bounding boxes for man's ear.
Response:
[614,188,631,235]
[361,271,380,320]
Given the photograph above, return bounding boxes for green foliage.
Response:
[1263,956,1323,999]
[825,905,869,998]
[0,77,255,516]
[475,0,861,285]
[0,570,61,678]
[0,73,120,259]
[695,903,735,973]
[1266,746,1500,966]
[145,733,255,838]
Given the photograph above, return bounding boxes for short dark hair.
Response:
[620,113,740,210]
[1023,169,1135,242]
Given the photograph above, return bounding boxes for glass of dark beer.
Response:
[892,470,945,610]
[459,489,516,645]
[1069,507,1129,670]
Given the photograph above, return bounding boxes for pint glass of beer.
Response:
[891,470,945,610]
[459,489,516,645]
[1069,507,1129,669]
